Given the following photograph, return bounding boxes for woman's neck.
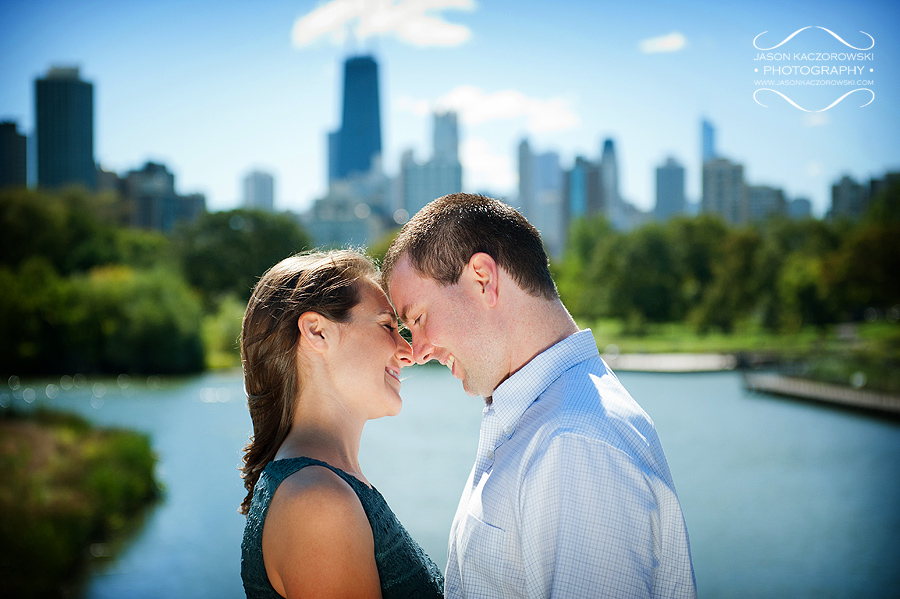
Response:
[275,390,367,480]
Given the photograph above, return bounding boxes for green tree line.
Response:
[1,187,311,375]
[3,184,898,376]
[554,182,900,334]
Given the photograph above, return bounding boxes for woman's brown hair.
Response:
[239,249,377,515]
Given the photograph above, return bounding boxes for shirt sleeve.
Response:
[518,432,659,599]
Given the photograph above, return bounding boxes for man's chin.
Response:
[460,378,485,398]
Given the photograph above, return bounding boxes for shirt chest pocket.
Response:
[457,513,525,596]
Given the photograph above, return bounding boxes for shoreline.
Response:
[742,372,900,418]
[604,352,738,373]
[605,352,900,418]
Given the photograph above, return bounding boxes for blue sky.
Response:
[2,0,898,217]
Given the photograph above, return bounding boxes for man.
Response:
[383,193,696,598]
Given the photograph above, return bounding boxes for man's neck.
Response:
[499,296,579,390]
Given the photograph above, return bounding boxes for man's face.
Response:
[388,255,500,398]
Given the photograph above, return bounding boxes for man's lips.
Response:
[445,355,456,377]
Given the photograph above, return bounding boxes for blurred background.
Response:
[1,0,899,597]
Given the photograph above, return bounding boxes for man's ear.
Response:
[297,312,329,353]
[467,252,499,307]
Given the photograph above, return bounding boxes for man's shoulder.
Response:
[526,356,658,450]
[553,353,630,412]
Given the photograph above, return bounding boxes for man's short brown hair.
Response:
[382,193,557,300]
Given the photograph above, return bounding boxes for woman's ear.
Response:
[297,312,329,353]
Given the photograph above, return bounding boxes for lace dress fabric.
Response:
[241,456,444,598]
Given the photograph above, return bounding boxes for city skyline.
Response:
[1,0,898,217]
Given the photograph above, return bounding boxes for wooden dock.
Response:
[742,372,900,417]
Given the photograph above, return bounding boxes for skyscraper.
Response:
[518,138,564,259]
[701,119,716,163]
[655,157,685,220]
[35,66,95,189]
[566,156,592,221]
[788,197,812,219]
[702,158,745,224]
[329,55,382,182]
[243,170,275,212]
[400,111,462,217]
[599,138,620,223]
[124,162,205,232]
[828,175,869,221]
[518,139,535,218]
[433,111,458,163]
[745,185,787,222]
[0,121,27,189]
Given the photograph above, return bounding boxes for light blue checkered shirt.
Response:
[445,330,696,598]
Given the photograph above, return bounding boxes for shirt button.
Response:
[503,426,512,436]
[486,450,494,460]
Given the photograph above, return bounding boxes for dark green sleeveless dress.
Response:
[241,456,444,598]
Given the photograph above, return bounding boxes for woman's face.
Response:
[331,280,412,419]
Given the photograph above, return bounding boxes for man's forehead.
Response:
[388,256,422,292]
[388,257,427,322]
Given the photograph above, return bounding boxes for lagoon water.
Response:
[6,365,900,598]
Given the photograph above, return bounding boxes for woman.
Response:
[239,250,444,598]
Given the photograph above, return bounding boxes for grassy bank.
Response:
[0,408,161,597]
[582,319,900,394]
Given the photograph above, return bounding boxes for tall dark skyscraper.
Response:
[35,66,95,189]
[0,121,27,189]
[329,55,382,182]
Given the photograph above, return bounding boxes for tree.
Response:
[65,266,205,374]
[1,260,205,375]
[0,187,166,274]
[665,215,729,315]
[367,228,401,266]
[751,218,842,330]
[824,222,900,318]
[173,209,312,303]
[593,223,683,325]
[555,215,615,318]
[691,230,763,333]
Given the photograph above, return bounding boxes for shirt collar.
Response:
[489,329,600,431]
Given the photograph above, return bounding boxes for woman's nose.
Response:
[395,331,413,366]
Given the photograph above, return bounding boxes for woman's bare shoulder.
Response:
[262,465,381,598]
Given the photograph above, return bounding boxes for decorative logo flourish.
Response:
[753,26,874,51]
[753,88,875,112]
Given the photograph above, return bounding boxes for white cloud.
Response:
[638,31,687,54]
[461,137,515,193]
[430,85,578,132]
[292,0,475,48]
